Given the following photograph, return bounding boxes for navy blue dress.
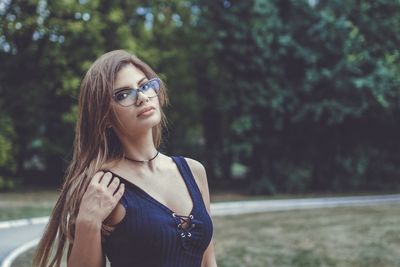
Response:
[103,156,214,267]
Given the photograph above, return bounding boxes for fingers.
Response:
[91,171,104,184]
[108,176,120,192]
[91,171,124,198]
[99,172,113,187]
[113,183,125,199]
[98,172,123,194]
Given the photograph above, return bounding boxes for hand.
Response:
[77,171,125,226]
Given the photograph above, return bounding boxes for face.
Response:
[110,64,162,137]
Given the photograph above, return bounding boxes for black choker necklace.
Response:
[124,151,159,163]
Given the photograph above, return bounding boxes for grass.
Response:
[10,204,400,267]
[212,204,400,267]
[0,188,58,221]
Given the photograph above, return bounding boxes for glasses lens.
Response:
[114,78,161,107]
[140,79,160,97]
[115,89,137,106]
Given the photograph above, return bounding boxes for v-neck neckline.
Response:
[106,156,196,217]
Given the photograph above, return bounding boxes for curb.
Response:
[0,239,40,267]
[210,194,400,215]
[0,217,49,230]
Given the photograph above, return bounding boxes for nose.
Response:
[135,91,150,106]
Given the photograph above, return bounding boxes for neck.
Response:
[125,150,159,163]
[118,129,158,163]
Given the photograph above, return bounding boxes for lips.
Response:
[137,106,155,117]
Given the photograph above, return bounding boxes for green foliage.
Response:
[195,0,400,193]
[0,115,16,190]
[0,116,14,166]
[0,0,399,193]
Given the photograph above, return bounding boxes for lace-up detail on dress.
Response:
[172,213,199,250]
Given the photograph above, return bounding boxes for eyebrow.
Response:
[113,77,148,92]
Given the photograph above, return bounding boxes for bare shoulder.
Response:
[184,157,206,174]
[184,157,208,195]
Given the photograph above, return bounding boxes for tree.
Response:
[194,0,400,193]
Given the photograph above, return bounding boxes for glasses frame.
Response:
[112,77,161,107]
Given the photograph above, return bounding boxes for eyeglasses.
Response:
[113,78,161,107]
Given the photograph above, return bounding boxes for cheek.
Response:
[154,99,162,116]
[156,109,162,121]
[112,107,135,127]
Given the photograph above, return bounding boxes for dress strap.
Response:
[171,156,203,203]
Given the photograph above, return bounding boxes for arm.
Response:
[186,158,218,267]
[67,171,124,267]
[68,217,106,267]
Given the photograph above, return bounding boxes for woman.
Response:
[33,50,217,267]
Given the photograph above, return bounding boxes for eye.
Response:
[115,89,131,101]
[140,81,151,91]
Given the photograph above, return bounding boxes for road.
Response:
[1,194,400,266]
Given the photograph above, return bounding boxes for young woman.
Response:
[33,50,217,267]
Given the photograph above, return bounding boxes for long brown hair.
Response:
[33,50,169,266]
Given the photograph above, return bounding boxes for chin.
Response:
[139,114,161,127]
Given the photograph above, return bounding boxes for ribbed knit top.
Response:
[103,156,214,267]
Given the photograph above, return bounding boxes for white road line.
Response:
[210,194,400,215]
[1,238,40,267]
[1,194,400,228]
[0,217,49,229]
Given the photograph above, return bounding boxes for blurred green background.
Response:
[0,0,399,195]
